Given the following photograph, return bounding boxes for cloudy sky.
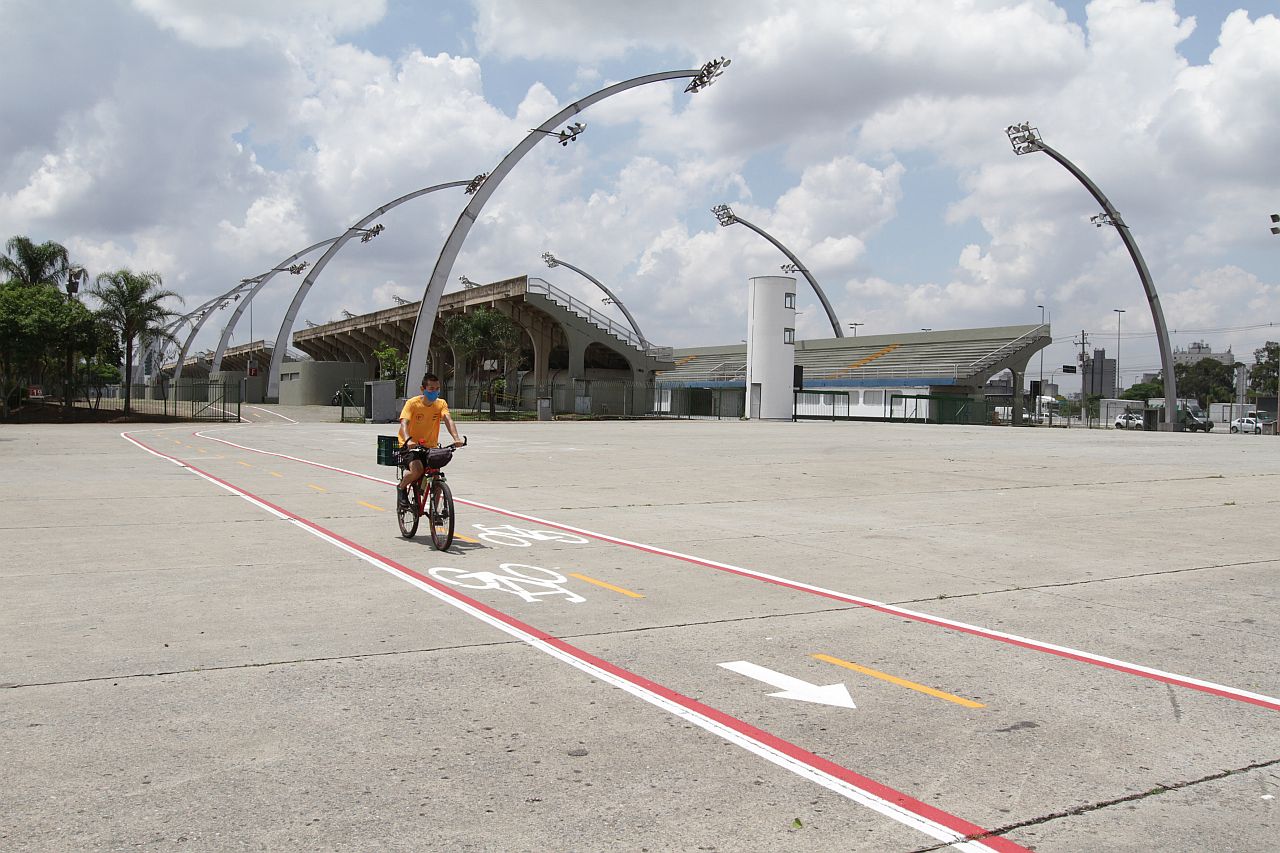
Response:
[4,0,1279,391]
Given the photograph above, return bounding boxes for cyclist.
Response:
[397,372,463,510]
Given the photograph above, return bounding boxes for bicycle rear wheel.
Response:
[398,480,421,539]
[428,479,455,551]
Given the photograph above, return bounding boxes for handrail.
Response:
[968,324,1048,371]
[526,278,668,357]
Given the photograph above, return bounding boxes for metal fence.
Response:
[439,378,746,418]
[74,381,243,421]
[794,390,851,420]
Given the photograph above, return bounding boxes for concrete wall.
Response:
[278,361,370,406]
[209,371,266,404]
[745,275,796,420]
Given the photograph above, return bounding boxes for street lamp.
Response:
[541,250,650,347]
[405,61,733,387]
[264,178,474,400]
[459,275,480,289]
[685,57,732,93]
[1006,121,1178,428]
[1114,308,1125,398]
[711,203,844,337]
[211,237,341,373]
[66,265,87,297]
[847,322,864,336]
[531,121,586,146]
[391,295,411,306]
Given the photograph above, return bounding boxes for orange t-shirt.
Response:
[399,395,449,446]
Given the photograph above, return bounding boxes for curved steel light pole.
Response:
[211,239,340,372]
[172,281,260,387]
[403,58,732,386]
[265,179,473,401]
[1006,122,1178,428]
[541,251,649,346]
[710,204,844,337]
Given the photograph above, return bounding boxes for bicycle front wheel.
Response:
[398,481,421,539]
[428,479,455,551]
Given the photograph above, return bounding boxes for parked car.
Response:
[1231,417,1262,434]
[1114,412,1144,430]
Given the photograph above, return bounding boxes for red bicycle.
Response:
[397,438,466,549]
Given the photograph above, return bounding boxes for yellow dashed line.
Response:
[306,483,327,493]
[197,448,207,453]
[269,471,283,478]
[813,654,985,708]
[357,500,386,512]
[451,532,481,544]
[237,461,254,468]
[567,572,644,599]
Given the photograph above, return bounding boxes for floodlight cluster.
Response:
[1005,122,1043,155]
[711,203,736,227]
[686,57,732,94]
[541,251,559,268]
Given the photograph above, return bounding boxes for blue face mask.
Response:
[423,390,440,403]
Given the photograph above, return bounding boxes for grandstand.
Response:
[657,324,1050,422]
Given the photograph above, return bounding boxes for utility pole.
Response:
[1075,330,1090,426]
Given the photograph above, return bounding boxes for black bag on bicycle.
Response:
[424,448,453,469]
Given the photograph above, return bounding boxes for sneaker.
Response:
[397,488,409,511]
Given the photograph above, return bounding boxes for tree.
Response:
[1,235,69,288]
[0,282,66,416]
[1175,358,1237,408]
[373,341,408,397]
[442,307,524,418]
[1121,377,1164,403]
[1248,342,1278,402]
[91,270,181,415]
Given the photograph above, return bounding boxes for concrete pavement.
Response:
[2,413,1277,851]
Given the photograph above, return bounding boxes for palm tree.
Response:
[91,270,182,414]
[1,235,69,288]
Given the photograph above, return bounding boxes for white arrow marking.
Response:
[719,660,856,709]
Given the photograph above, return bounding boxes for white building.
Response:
[745,275,796,420]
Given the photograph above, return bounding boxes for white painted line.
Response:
[189,426,1280,714]
[245,405,298,424]
[121,429,1021,852]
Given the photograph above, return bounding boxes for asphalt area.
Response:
[2,413,1278,851]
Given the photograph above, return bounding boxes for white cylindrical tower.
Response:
[745,275,797,420]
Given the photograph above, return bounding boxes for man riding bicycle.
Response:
[398,372,463,511]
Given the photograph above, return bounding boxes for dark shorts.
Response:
[398,447,452,470]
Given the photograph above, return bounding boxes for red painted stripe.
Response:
[191,428,1280,714]
[133,432,1025,852]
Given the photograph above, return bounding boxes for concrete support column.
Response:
[1011,367,1025,426]
[566,328,589,380]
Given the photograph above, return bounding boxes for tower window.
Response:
[783,328,795,344]
[784,292,796,309]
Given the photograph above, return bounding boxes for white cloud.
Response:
[3,0,1279,393]
[131,0,387,48]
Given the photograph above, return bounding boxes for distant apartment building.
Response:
[1082,348,1116,397]
[1174,341,1236,367]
